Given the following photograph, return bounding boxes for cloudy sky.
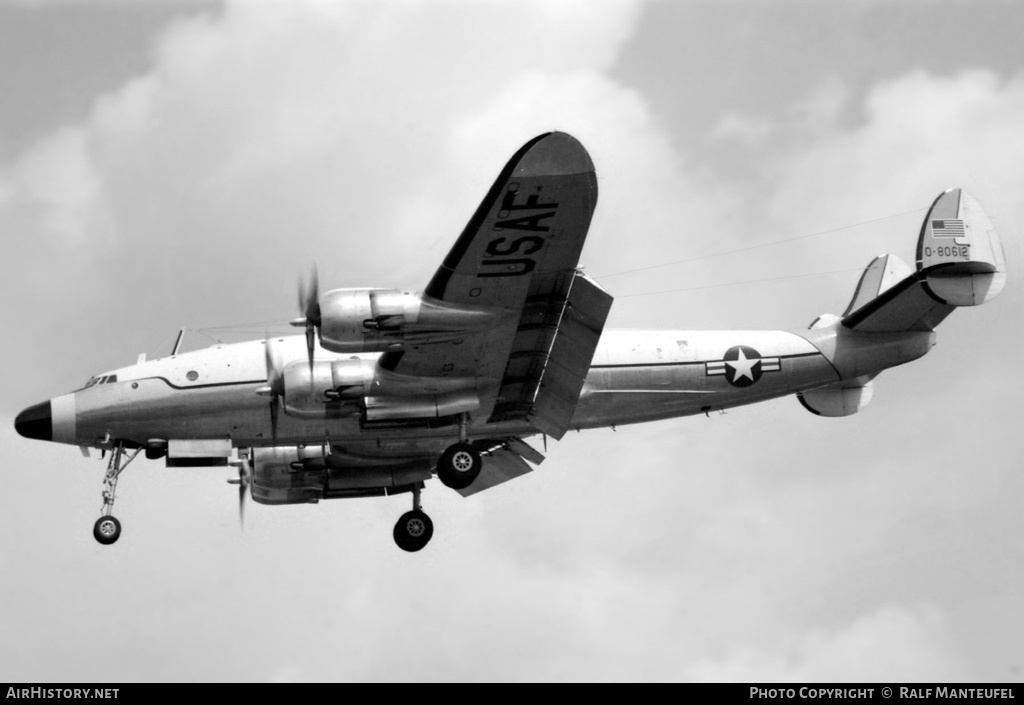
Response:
[2,0,1023,683]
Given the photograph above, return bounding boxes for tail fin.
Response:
[841,188,1006,332]
[842,253,912,316]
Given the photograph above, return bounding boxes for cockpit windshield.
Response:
[80,374,118,390]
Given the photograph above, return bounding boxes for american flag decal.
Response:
[932,219,965,237]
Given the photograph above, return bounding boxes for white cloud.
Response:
[769,70,1024,232]
[685,604,968,682]
[3,1,1023,683]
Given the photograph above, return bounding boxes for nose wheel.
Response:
[93,516,121,545]
[393,483,433,552]
[93,442,140,546]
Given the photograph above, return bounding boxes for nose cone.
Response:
[15,401,52,441]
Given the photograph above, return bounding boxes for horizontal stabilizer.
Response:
[842,188,1006,332]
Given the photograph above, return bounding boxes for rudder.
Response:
[841,188,1006,332]
[917,188,1006,306]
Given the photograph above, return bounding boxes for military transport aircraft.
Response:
[14,132,1007,551]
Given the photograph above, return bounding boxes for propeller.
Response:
[256,336,285,439]
[291,265,321,376]
[226,461,251,529]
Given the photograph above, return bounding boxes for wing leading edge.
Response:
[380,132,605,430]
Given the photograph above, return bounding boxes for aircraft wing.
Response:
[378,132,609,436]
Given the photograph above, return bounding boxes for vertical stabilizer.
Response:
[841,188,1006,332]
[842,253,912,316]
[917,188,1006,306]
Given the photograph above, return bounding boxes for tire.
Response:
[437,443,482,490]
[93,516,121,545]
[393,510,433,552]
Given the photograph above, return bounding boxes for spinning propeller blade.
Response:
[227,462,251,530]
[262,336,285,439]
[238,466,249,528]
[294,266,321,376]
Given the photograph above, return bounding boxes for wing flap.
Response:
[456,447,534,497]
[489,272,612,437]
[528,274,613,438]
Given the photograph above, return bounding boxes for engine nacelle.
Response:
[248,446,432,505]
[364,390,480,421]
[318,288,500,352]
[278,359,477,422]
[280,359,375,417]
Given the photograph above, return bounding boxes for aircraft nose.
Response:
[15,401,52,441]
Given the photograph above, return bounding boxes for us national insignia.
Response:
[705,346,781,387]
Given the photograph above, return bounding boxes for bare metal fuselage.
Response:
[46,321,933,462]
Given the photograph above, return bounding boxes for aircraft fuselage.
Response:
[26,321,933,460]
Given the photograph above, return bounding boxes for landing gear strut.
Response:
[93,442,140,546]
[393,483,433,552]
[436,413,482,490]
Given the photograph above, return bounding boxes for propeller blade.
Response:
[264,336,284,393]
[228,462,251,530]
[263,336,285,440]
[297,266,321,378]
[237,465,250,529]
[238,476,246,528]
[304,266,320,323]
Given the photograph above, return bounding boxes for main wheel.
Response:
[393,510,433,552]
[93,516,121,545]
[437,443,482,490]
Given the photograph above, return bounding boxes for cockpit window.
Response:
[80,374,119,390]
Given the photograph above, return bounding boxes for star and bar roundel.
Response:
[705,346,781,387]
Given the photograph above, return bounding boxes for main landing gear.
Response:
[393,414,486,551]
[93,442,141,546]
[435,413,482,490]
[393,484,433,552]
[436,442,482,490]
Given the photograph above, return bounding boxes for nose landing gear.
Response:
[393,483,433,552]
[93,516,121,545]
[93,442,140,546]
